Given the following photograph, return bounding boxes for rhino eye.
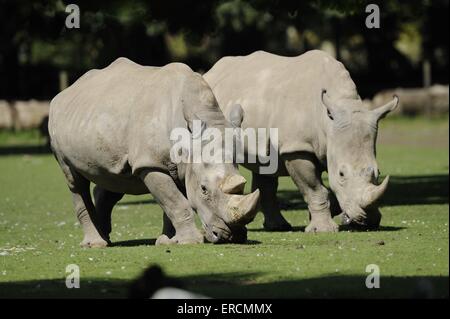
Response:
[201,185,208,195]
[338,166,348,182]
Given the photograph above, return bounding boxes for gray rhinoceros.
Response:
[204,50,398,232]
[49,58,260,247]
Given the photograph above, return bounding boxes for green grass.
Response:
[0,129,44,146]
[0,117,448,298]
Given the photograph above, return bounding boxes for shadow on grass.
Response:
[111,238,156,247]
[249,226,305,233]
[0,145,51,155]
[381,174,449,206]
[277,174,449,211]
[117,199,156,206]
[248,225,406,233]
[0,272,447,298]
[338,225,406,232]
[110,238,261,247]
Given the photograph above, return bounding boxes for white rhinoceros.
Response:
[49,58,260,247]
[204,50,398,232]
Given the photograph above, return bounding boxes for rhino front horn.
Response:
[220,175,247,194]
[225,189,260,225]
[361,175,390,208]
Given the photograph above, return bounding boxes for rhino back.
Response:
[204,50,360,156]
[49,58,200,194]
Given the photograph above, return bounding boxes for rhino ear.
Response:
[321,89,340,120]
[229,104,244,128]
[371,95,399,121]
[187,114,206,139]
[170,126,192,164]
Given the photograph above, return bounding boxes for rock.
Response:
[12,100,50,130]
[361,98,373,110]
[371,85,449,117]
[0,100,13,129]
[428,85,450,115]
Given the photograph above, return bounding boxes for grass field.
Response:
[0,117,448,298]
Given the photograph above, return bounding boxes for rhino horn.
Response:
[225,189,260,225]
[220,175,247,194]
[361,175,390,208]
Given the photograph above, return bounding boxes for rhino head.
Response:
[176,104,260,243]
[321,90,398,229]
[186,166,260,244]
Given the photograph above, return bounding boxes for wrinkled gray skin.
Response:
[204,50,398,232]
[49,58,260,247]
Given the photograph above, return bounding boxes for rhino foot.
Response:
[80,235,109,248]
[305,217,339,233]
[156,231,204,245]
[263,215,292,232]
[155,234,173,245]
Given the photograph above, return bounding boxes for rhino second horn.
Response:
[220,175,247,194]
[361,175,390,208]
[225,189,260,225]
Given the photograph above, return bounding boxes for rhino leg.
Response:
[162,211,176,238]
[140,170,203,245]
[72,189,109,248]
[283,153,339,233]
[161,184,186,238]
[93,186,124,242]
[251,172,292,231]
[53,153,109,247]
[68,177,109,247]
